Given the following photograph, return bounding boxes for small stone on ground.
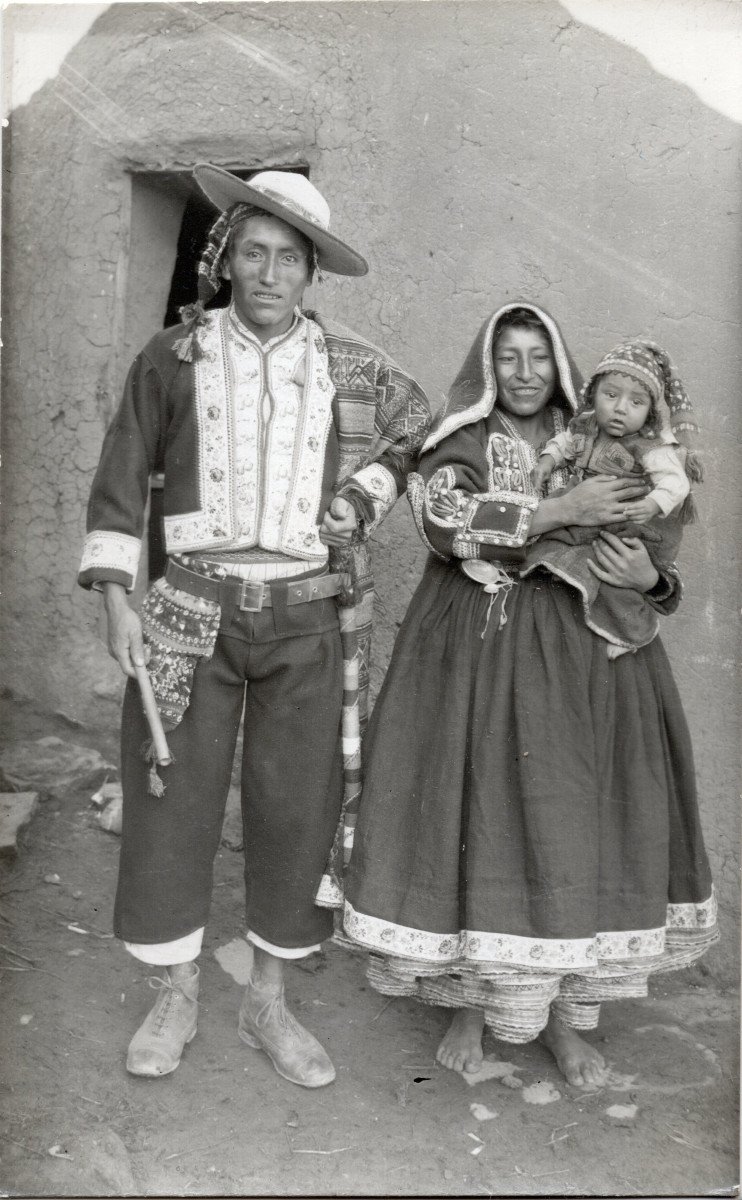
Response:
[0,738,115,798]
[0,792,39,855]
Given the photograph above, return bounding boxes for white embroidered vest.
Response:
[163,309,335,560]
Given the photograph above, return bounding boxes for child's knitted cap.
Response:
[584,339,702,484]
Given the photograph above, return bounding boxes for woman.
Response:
[344,303,717,1087]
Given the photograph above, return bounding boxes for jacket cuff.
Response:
[78,531,141,593]
[644,565,682,614]
[335,484,374,527]
[337,463,398,533]
[79,568,136,593]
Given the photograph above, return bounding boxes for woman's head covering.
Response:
[582,339,702,482]
[172,166,368,363]
[424,302,582,453]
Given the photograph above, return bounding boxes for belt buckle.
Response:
[238,579,266,612]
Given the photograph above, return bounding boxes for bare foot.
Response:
[540,1013,608,1088]
[436,1008,485,1073]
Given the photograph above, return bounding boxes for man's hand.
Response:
[319,496,358,546]
[103,582,147,678]
[587,531,660,592]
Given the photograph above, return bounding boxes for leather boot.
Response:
[238,982,335,1088]
[126,965,199,1077]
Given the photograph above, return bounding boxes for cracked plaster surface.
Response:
[1,0,739,974]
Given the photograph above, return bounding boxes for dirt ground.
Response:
[0,696,738,1199]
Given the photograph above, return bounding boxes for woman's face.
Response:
[493,325,557,419]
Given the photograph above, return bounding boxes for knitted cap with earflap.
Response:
[581,338,703,522]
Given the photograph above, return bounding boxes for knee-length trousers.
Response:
[114,588,344,952]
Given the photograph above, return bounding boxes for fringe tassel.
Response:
[312,244,326,285]
[172,303,207,363]
[141,739,170,798]
[481,593,497,639]
[171,331,196,363]
[179,300,205,325]
[679,491,698,525]
[684,449,704,485]
[148,765,166,798]
[480,579,513,639]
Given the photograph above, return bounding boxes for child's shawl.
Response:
[424,302,581,453]
[140,312,431,905]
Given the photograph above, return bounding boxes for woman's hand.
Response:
[587,531,660,592]
[319,496,358,546]
[560,475,649,527]
[530,475,650,538]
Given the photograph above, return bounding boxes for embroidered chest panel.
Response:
[162,312,334,559]
[486,411,570,497]
[586,437,645,478]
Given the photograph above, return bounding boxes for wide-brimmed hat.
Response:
[193,164,368,277]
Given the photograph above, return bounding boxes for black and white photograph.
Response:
[1,0,739,1195]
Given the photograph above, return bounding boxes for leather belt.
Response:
[165,560,346,613]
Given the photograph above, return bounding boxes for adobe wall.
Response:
[2,1,739,972]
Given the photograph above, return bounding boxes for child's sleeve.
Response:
[539,428,576,467]
[641,444,690,516]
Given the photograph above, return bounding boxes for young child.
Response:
[523,339,702,656]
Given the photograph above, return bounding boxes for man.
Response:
[79,165,430,1088]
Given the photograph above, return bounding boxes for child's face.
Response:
[593,372,652,438]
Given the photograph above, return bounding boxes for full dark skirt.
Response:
[344,557,717,1042]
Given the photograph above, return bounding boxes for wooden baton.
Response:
[133,663,172,767]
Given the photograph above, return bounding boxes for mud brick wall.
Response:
[2,2,739,973]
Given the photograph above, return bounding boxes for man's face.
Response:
[222,214,311,342]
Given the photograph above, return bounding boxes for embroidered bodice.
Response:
[409,407,570,564]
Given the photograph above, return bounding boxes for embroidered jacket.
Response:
[79,307,430,592]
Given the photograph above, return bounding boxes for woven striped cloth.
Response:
[315,314,431,905]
